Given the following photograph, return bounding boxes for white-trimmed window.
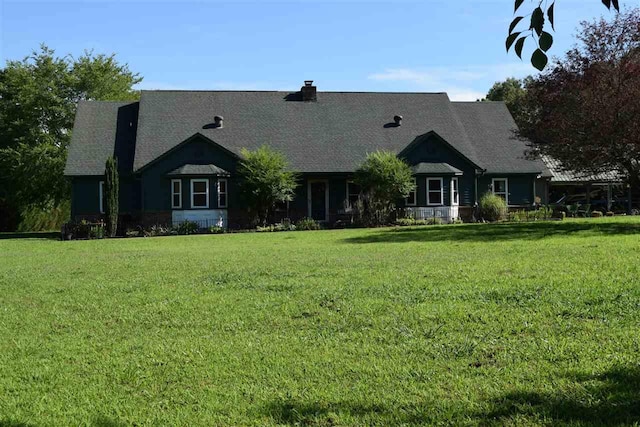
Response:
[451,177,459,206]
[190,179,209,209]
[346,181,361,209]
[217,179,228,208]
[492,178,509,205]
[99,181,105,214]
[427,178,443,206]
[406,177,417,206]
[171,179,182,209]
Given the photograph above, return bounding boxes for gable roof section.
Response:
[412,162,463,175]
[65,100,139,176]
[134,90,483,173]
[167,164,230,176]
[451,102,548,174]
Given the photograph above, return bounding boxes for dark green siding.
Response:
[70,175,138,217]
[401,133,477,206]
[140,137,238,212]
[478,174,537,206]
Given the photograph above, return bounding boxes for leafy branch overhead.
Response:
[507,0,620,71]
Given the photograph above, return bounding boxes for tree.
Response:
[238,146,299,226]
[354,151,414,225]
[507,0,621,70]
[483,76,532,129]
[0,45,141,230]
[520,9,640,187]
[105,156,119,237]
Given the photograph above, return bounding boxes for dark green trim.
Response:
[399,131,483,171]
[135,133,241,174]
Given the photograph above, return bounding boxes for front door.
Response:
[308,180,328,221]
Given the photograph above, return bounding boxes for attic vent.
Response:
[213,115,224,128]
[301,80,317,102]
[394,115,403,126]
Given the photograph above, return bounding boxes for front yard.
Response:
[1,218,639,426]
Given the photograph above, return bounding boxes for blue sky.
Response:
[1,0,618,100]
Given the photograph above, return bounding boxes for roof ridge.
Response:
[139,89,449,95]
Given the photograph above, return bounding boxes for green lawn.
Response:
[1,218,640,426]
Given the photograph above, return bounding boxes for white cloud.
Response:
[368,63,533,101]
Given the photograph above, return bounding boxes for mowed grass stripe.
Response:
[1,218,639,426]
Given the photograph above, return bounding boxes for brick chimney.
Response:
[301,80,317,102]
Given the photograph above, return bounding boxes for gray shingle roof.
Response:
[167,164,230,176]
[134,90,485,173]
[65,101,138,176]
[451,102,548,174]
[541,155,621,183]
[412,162,463,175]
[65,90,548,176]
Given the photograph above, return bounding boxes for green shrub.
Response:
[173,221,199,235]
[394,218,415,226]
[296,217,320,230]
[208,226,225,234]
[62,221,104,240]
[427,217,443,225]
[18,201,71,232]
[354,151,414,226]
[554,211,566,220]
[606,211,615,217]
[126,228,142,238]
[479,193,507,222]
[144,224,174,237]
[591,211,604,218]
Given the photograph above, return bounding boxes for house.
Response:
[64,81,550,228]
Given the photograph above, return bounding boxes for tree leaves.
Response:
[509,16,524,34]
[506,32,521,51]
[530,7,545,36]
[547,3,555,31]
[0,45,141,218]
[601,0,620,10]
[507,0,621,70]
[515,37,527,59]
[539,31,554,52]
[531,49,548,71]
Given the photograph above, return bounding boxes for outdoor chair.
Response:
[566,204,579,218]
[578,204,591,217]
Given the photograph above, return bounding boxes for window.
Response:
[346,181,361,209]
[492,178,509,205]
[217,179,228,208]
[451,177,459,206]
[406,178,417,206]
[99,181,105,214]
[171,179,182,209]
[191,179,209,208]
[427,178,443,206]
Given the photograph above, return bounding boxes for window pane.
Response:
[173,194,181,207]
[173,181,180,193]
[219,194,227,207]
[193,181,207,193]
[428,179,441,191]
[219,180,226,193]
[494,180,506,193]
[428,192,441,205]
[193,194,207,207]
